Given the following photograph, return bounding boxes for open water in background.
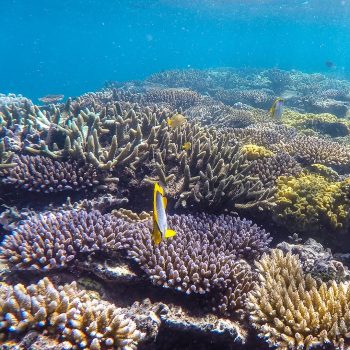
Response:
[1,0,350,100]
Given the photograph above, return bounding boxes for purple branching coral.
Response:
[128,213,271,314]
[1,210,271,316]
[0,210,133,270]
[0,155,115,193]
[250,152,303,188]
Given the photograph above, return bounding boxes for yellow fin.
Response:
[163,196,167,208]
[167,119,172,126]
[152,227,162,245]
[165,229,176,238]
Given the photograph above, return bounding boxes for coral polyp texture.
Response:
[144,88,202,109]
[0,154,113,193]
[128,213,271,314]
[0,210,133,270]
[272,134,350,167]
[240,144,274,161]
[273,173,350,234]
[248,249,350,350]
[0,277,143,349]
[250,152,303,188]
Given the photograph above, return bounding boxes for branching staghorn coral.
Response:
[248,249,350,350]
[250,152,303,188]
[0,277,144,349]
[271,134,350,167]
[273,173,350,234]
[0,97,273,209]
[1,210,271,317]
[0,154,117,193]
[144,88,202,110]
[0,210,134,270]
[128,213,271,314]
[144,122,274,209]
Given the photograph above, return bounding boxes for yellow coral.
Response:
[273,173,350,233]
[281,109,350,136]
[248,249,350,350]
[240,144,274,160]
[309,163,340,181]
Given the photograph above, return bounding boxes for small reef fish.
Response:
[325,61,335,68]
[269,97,284,119]
[167,114,186,128]
[152,183,176,245]
[182,142,191,151]
[38,94,64,104]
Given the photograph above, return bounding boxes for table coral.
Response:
[273,173,350,234]
[0,154,116,193]
[248,249,350,350]
[0,277,143,349]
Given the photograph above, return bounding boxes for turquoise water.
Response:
[1,0,350,100]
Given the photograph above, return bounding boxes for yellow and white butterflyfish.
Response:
[152,183,176,245]
[269,97,284,119]
[167,113,187,129]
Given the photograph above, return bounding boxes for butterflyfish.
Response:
[182,142,191,151]
[167,113,187,128]
[152,183,176,245]
[269,97,284,119]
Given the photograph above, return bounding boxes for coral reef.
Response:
[240,144,274,161]
[272,134,350,167]
[281,109,350,137]
[4,67,350,349]
[248,249,350,350]
[273,173,350,234]
[250,152,303,188]
[128,213,271,315]
[277,239,350,283]
[144,88,201,110]
[0,277,144,349]
[0,210,133,270]
[0,155,116,193]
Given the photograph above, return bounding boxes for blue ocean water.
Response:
[1,0,350,101]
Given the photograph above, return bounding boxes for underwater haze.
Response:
[1,0,350,100]
[4,1,350,350]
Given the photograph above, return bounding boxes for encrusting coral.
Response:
[248,249,350,350]
[0,277,144,349]
[273,173,350,234]
[281,109,350,137]
[240,144,274,161]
